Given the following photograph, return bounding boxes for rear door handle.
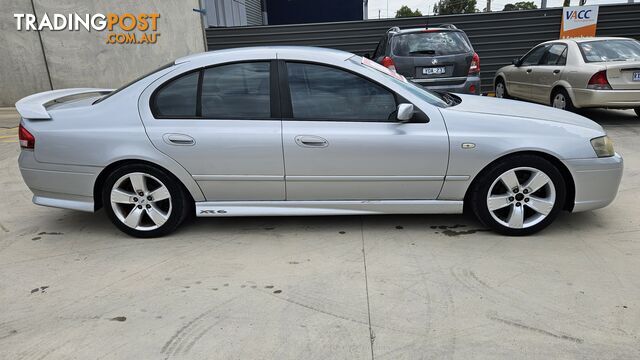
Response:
[526,68,533,73]
[553,69,561,74]
[163,133,195,146]
[295,135,328,148]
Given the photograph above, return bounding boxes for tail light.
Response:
[19,124,35,149]
[587,70,611,90]
[381,56,397,72]
[469,52,480,75]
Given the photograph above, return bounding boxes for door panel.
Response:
[509,44,551,100]
[282,121,449,200]
[140,61,285,201]
[281,61,448,201]
[506,66,533,98]
[147,120,285,201]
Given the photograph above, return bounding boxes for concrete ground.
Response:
[0,107,639,359]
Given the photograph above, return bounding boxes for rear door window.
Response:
[201,62,271,119]
[391,31,471,56]
[152,71,199,117]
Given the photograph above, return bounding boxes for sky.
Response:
[367,0,630,18]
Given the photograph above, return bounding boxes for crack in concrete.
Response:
[361,217,375,360]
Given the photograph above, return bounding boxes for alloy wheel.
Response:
[110,172,172,231]
[486,167,556,229]
[552,93,566,109]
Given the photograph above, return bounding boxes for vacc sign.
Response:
[560,6,599,39]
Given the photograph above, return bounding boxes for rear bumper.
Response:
[564,154,623,212]
[18,150,100,212]
[410,75,481,95]
[572,88,640,108]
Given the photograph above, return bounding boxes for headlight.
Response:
[590,136,615,157]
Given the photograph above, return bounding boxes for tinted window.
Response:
[153,71,199,117]
[520,45,550,66]
[201,62,270,118]
[541,44,568,65]
[392,31,471,56]
[287,62,396,121]
[579,39,640,63]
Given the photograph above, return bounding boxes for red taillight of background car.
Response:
[587,70,612,90]
[19,124,35,149]
[381,56,397,72]
[469,52,480,75]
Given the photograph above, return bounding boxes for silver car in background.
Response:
[16,47,622,237]
[494,37,640,116]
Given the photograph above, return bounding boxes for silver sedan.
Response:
[494,37,640,115]
[16,46,623,237]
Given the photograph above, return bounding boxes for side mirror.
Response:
[512,58,521,67]
[396,103,414,122]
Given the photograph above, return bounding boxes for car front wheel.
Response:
[495,78,509,99]
[102,164,190,238]
[470,155,566,236]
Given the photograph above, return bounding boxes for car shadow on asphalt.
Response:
[25,207,610,241]
[577,108,637,126]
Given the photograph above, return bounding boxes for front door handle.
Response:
[526,68,533,73]
[553,69,561,74]
[163,133,195,146]
[295,135,328,148]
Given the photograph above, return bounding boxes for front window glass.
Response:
[520,45,550,66]
[392,31,471,56]
[287,62,396,121]
[579,40,640,63]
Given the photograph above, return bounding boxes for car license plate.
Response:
[633,71,640,81]
[423,67,446,75]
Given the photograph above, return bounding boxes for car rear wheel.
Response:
[470,155,566,236]
[551,89,575,112]
[102,164,190,238]
[495,78,509,99]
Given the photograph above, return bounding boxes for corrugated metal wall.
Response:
[245,0,263,26]
[206,3,640,92]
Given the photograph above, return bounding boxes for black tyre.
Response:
[102,164,190,238]
[551,88,576,112]
[469,154,566,236]
[495,77,510,99]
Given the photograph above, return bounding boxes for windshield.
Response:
[357,57,452,108]
[392,31,471,56]
[93,62,174,104]
[578,39,640,63]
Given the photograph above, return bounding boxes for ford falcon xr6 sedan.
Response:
[16,47,623,237]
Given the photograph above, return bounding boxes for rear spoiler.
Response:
[15,88,113,120]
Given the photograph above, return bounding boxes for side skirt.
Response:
[196,200,463,217]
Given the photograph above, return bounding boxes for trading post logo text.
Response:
[14,13,161,44]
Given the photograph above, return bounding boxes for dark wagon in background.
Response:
[370,24,481,95]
